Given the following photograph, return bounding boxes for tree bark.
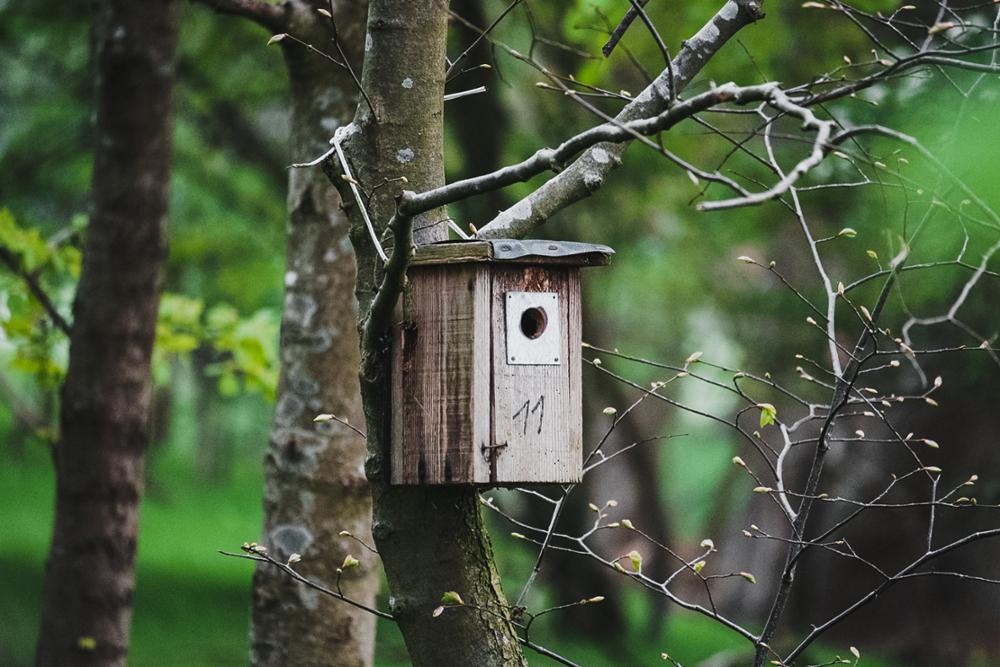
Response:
[248,3,380,667]
[332,2,527,665]
[35,1,179,665]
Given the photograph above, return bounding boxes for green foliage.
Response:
[758,402,777,428]
[0,209,78,388]
[155,294,280,401]
[2,2,998,664]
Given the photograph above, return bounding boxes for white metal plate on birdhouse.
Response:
[505,291,561,365]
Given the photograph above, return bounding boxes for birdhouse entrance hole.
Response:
[520,306,547,339]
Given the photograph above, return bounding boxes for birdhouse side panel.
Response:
[390,265,490,484]
[489,266,582,484]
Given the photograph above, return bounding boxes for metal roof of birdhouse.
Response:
[410,239,615,267]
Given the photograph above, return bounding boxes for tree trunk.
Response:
[249,3,380,666]
[336,2,527,665]
[35,1,179,665]
[446,0,510,229]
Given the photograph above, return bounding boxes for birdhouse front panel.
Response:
[488,266,581,484]
[389,240,612,486]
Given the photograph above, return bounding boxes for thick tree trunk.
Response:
[249,3,380,666]
[35,1,179,665]
[337,2,527,665]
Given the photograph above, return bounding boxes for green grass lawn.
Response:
[0,443,416,666]
[0,444,907,666]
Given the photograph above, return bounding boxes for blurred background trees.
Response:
[1,1,998,665]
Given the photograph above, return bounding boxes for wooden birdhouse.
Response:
[390,239,614,485]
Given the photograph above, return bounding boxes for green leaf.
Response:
[758,403,777,428]
[627,549,643,573]
[440,591,464,606]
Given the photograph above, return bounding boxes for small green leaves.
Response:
[838,227,857,238]
[753,486,773,494]
[77,637,97,651]
[685,351,703,365]
[440,591,464,606]
[602,406,618,416]
[739,571,757,584]
[627,550,643,573]
[758,403,777,428]
[621,519,634,530]
[287,553,302,565]
[267,33,288,46]
[693,560,706,573]
[433,592,466,618]
[700,538,715,550]
[341,555,359,570]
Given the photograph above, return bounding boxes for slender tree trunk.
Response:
[249,3,380,666]
[35,1,179,665]
[336,2,527,664]
[447,0,510,228]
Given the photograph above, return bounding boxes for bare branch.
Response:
[475,0,765,239]
[602,0,650,57]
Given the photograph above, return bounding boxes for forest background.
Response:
[1,0,998,665]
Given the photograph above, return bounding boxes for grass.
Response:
[0,442,263,666]
[1,442,908,666]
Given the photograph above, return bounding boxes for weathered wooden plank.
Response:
[490,266,581,483]
[411,241,492,265]
[391,265,479,484]
[472,265,493,483]
[566,271,582,479]
[390,314,405,482]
